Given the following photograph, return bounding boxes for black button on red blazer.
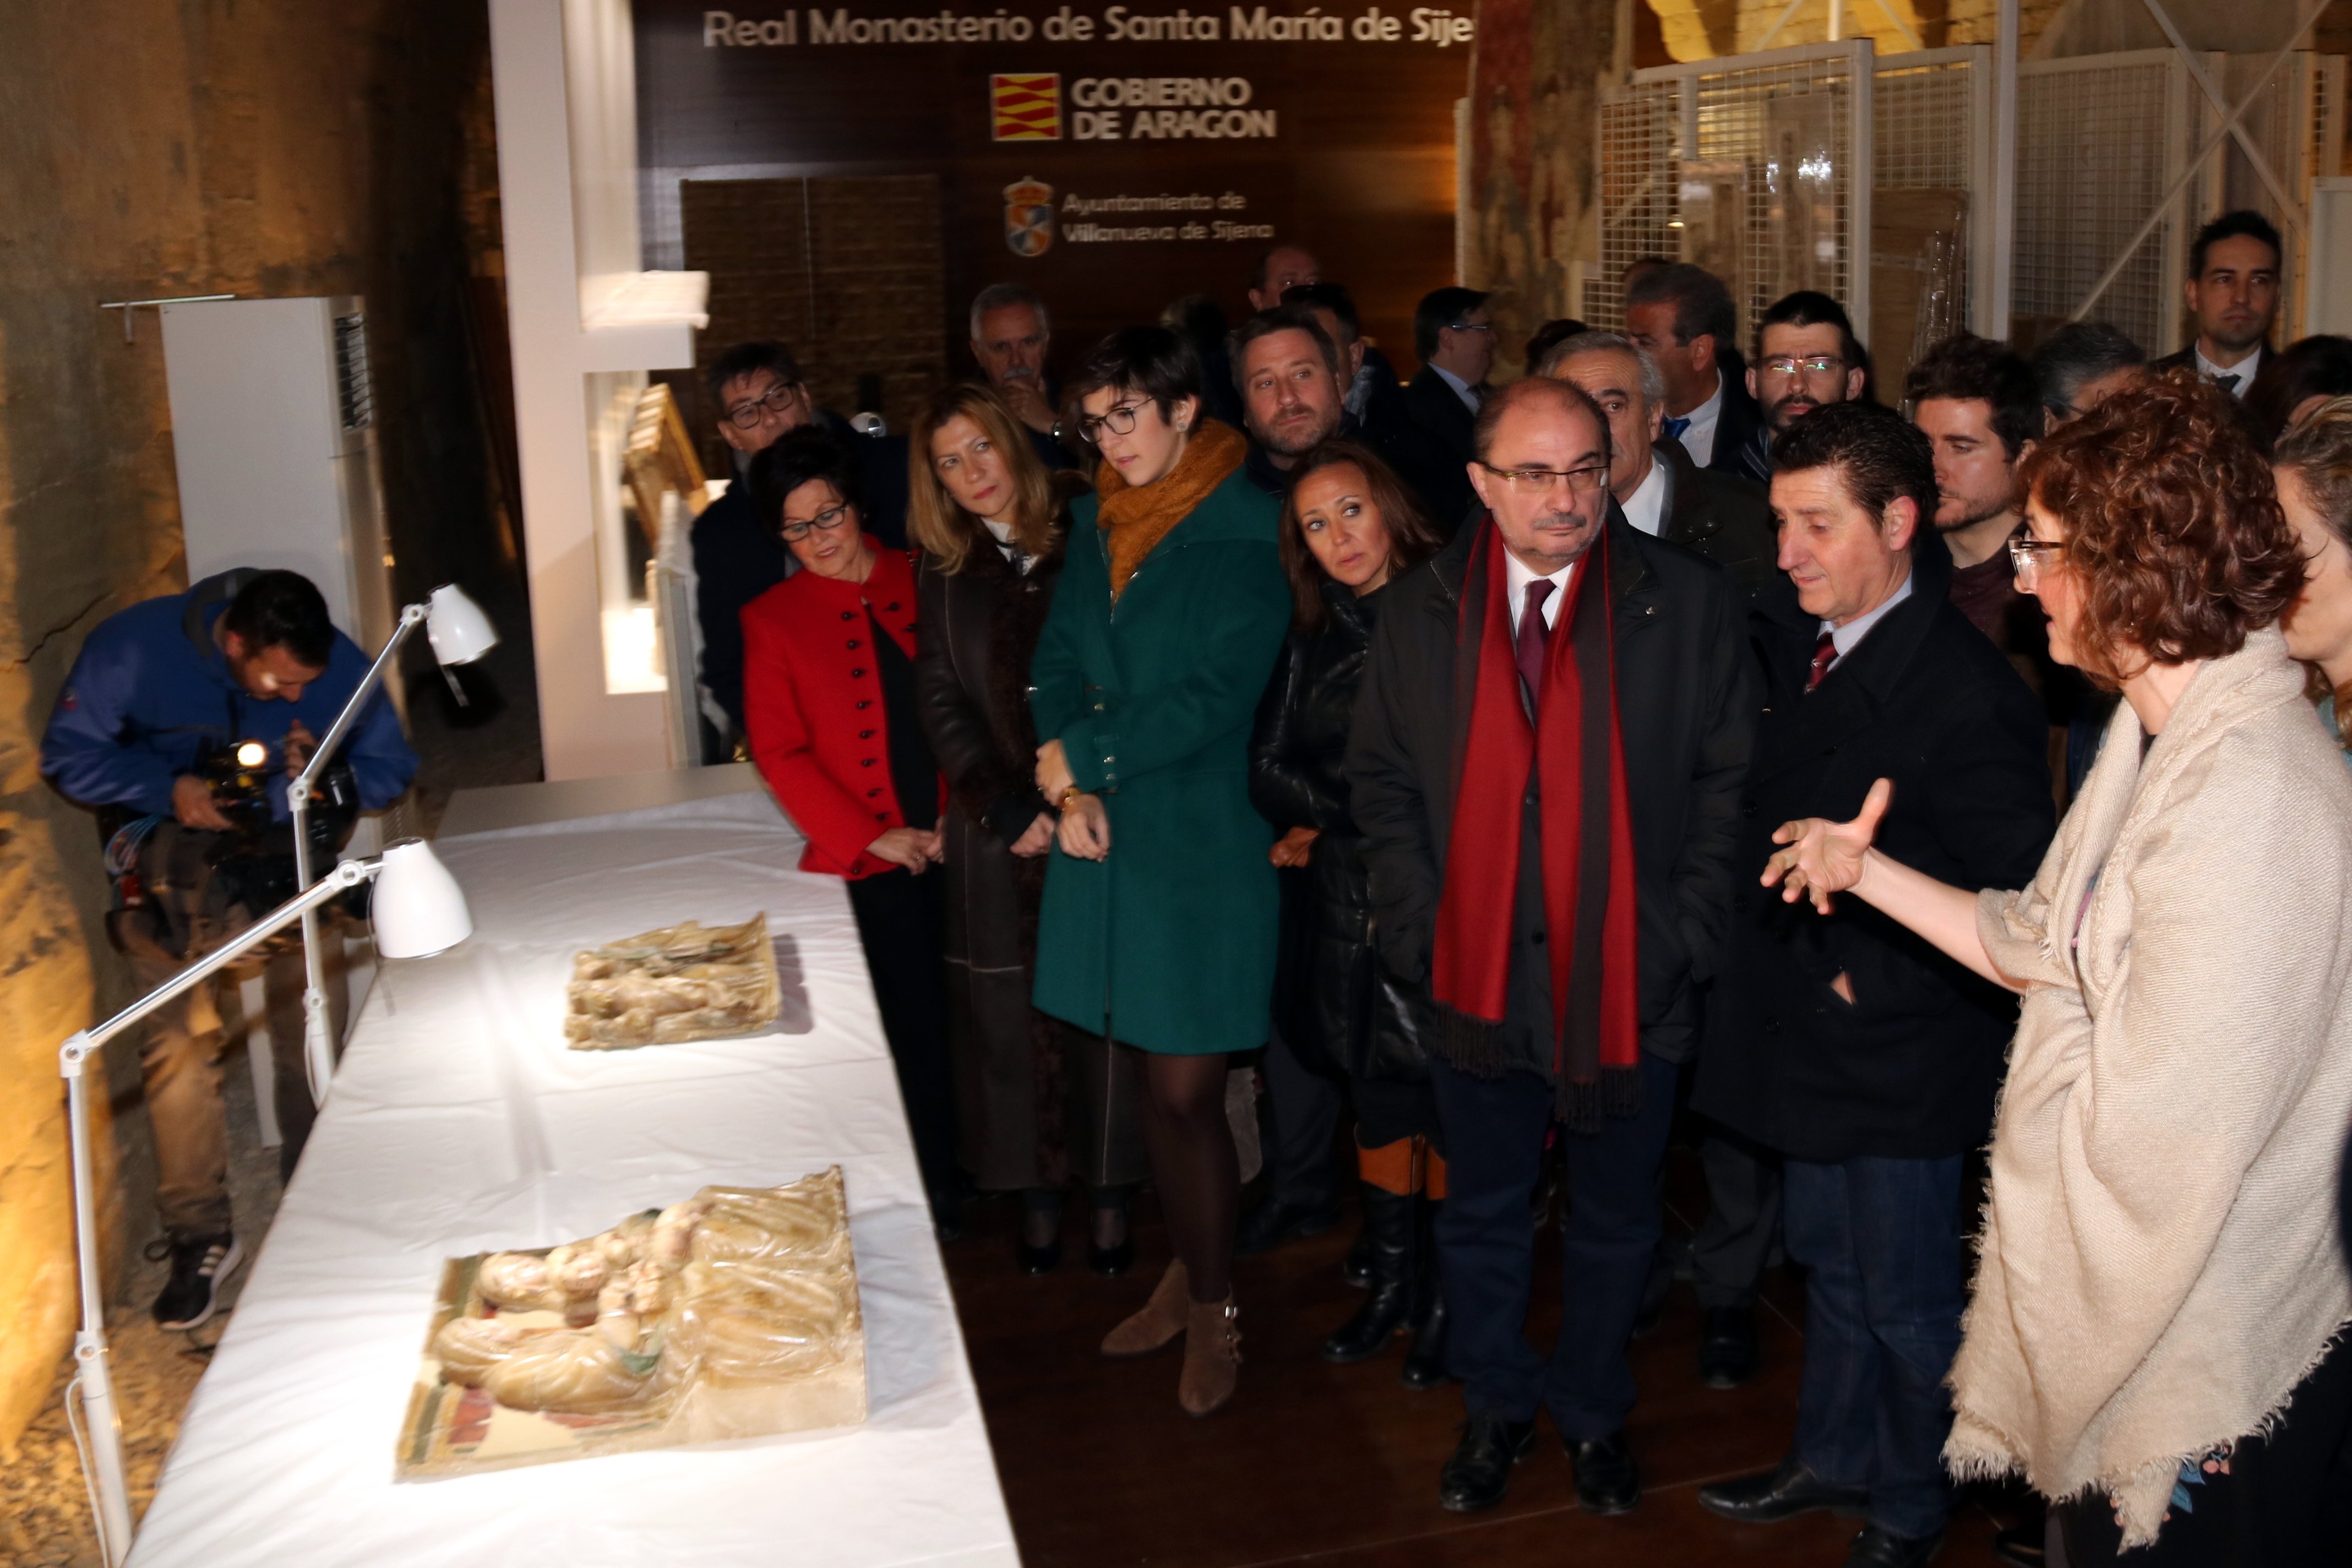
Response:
[741,538,939,878]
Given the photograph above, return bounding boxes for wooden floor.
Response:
[941,1147,2029,1567]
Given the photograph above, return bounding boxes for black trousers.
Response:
[1262,1023,1346,1213]
[1690,1123,1783,1310]
[846,868,959,1213]
[1429,1049,1680,1435]
[2052,1333,2352,1566]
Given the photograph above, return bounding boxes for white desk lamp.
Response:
[59,840,475,1566]
[287,585,497,1103]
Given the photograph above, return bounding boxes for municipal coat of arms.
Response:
[1004,177,1054,259]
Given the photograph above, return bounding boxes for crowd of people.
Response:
[682,215,2352,1566]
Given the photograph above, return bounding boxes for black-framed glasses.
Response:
[1076,402,1143,444]
[2007,535,2062,589]
[1761,354,1845,377]
[1448,321,1496,335]
[780,502,853,542]
[1477,461,1611,496]
[725,381,804,429]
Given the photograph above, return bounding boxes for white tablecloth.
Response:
[129,787,1020,1567]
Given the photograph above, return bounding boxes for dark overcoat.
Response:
[1030,467,1293,1054]
[1345,511,1758,1067]
[1692,550,2056,1162]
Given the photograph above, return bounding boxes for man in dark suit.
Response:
[1541,329,1782,606]
[2149,209,2282,398]
[1693,404,2053,1568]
[689,340,908,760]
[1401,286,1495,466]
[1349,378,1755,1517]
[1625,264,1770,483]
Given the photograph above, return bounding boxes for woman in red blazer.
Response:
[741,427,959,1233]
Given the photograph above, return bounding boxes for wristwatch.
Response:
[1058,785,1085,810]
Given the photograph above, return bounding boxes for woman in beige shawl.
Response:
[1764,373,2352,1562]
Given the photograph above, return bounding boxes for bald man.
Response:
[1349,376,1755,1516]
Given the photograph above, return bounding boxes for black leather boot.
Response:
[1399,1195,1453,1389]
[1341,1222,1375,1288]
[1321,1184,1413,1362]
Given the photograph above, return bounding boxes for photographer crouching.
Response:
[41,568,418,1329]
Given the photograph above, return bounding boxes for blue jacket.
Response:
[41,571,418,821]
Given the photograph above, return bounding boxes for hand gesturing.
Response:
[1762,776,1892,915]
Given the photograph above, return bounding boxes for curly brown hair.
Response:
[2015,368,2304,689]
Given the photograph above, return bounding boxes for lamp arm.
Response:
[292,601,425,806]
[71,859,377,1056]
[57,851,376,1567]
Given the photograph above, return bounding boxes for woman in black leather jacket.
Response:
[1249,439,1449,1385]
[910,384,1145,1276]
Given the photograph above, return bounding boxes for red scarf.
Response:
[1431,519,1642,1129]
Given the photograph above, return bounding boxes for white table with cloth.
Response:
[127,767,1020,1567]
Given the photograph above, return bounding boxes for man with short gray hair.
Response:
[968,282,1066,464]
[1543,330,1780,605]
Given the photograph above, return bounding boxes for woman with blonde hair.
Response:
[907,383,1145,1276]
[1762,373,2352,1564]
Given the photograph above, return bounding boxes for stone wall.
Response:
[0,0,494,1451]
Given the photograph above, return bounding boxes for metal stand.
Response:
[57,862,373,1566]
[288,602,426,1105]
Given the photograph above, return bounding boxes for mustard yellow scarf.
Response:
[1093,418,1246,599]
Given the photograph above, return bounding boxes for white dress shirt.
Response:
[981,516,1033,573]
[1672,371,1728,467]
[2195,342,2262,397]
[1431,362,1482,415]
[1821,569,1914,665]
[1619,453,1670,537]
[1505,548,1576,636]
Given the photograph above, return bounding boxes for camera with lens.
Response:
[193,736,361,910]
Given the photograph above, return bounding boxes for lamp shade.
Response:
[372,839,473,959]
[426,584,498,666]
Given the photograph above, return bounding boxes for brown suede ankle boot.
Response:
[1177,1295,1242,1416]
[1100,1259,1190,1357]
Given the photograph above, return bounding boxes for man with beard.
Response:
[1232,305,1469,532]
[1741,292,1869,467]
[1905,334,2077,791]
[1283,285,1477,530]
[2150,210,2281,396]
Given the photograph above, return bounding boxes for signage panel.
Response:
[635,1,1472,388]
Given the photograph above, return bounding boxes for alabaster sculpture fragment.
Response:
[401,1167,864,1476]
[563,914,781,1049]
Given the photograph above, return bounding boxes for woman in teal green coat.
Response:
[1032,326,1292,1417]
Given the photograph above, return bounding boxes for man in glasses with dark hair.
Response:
[1349,375,1754,1518]
[689,340,910,759]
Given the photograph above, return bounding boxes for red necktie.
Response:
[1806,630,1838,693]
[1516,580,1555,701]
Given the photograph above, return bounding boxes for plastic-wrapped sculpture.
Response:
[402,1168,864,1475]
[563,916,781,1049]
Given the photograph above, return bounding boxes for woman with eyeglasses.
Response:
[741,426,961,1237]
[1030,325,1292,1416]
[1248,440,1449,1381]
[2276,396,2352,769]
[906,383,1148,1279]
[1762,373,2352,1565]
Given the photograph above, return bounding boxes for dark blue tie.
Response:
[1663,415,1691,442]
